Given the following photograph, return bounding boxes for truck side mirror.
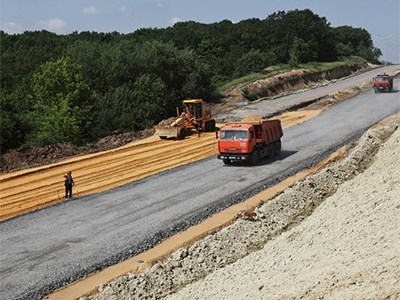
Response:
[215,131,218,139]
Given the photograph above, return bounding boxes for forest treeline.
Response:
[0,9,381,153]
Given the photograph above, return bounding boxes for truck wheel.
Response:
[178,128,186,140]
[269,144,276,157]
[275,140,281,155]
[251,150,260,165]
[223,159,232,165]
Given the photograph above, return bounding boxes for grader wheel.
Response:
[177,128,186,140]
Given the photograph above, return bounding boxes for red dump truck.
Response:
[217,119,283,165]
[373,73,393,93]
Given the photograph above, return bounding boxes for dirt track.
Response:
[0,110,319,222]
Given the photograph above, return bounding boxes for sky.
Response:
[1,0,399,63]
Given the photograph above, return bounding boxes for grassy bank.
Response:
[217,56,369,93]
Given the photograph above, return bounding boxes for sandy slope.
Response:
[81,113,400,300]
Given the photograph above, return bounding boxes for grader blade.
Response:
[155,126,180,139]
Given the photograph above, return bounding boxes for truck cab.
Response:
[373,73,393,93]
[218,120,283,165]
[218,123,254,161]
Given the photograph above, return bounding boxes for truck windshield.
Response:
[374,77,389,82]
[220,130,248,140]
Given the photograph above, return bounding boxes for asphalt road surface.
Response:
[0,66,399,300]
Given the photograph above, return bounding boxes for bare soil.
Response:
[0,129,155,174]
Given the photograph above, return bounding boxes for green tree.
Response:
[94,74,168,136]
[263,9,336,63]
[289,37,318,67]
[336,42,353,57]
[234,49,276,77]
[333,26,381,62]
[0,30,66,92]
[66,40,138,93]
[133,40,215,102]
[0,78,35,153]
[0,92,17,152]
[29,57,93,146]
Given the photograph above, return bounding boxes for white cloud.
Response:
[170,17,181,26]
[38,18,67,32]
[83,6,98,15]
[0,21,23,34]
[119,6,133,16]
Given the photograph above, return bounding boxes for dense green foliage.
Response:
[0,9,381,153]
[29,57,94,145]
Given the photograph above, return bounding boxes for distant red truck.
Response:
[217,119,283,165]
[373,73,393,93]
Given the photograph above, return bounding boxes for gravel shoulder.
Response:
[82,113,400,300]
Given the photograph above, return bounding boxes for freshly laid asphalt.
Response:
[0,66,399,300]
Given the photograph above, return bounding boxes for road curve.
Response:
[217,65,400,121]
[0,67,399,300]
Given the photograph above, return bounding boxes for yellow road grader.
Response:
[155,99,216,139]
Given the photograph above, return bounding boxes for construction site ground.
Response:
[81,112,400,300]
[1,65,399,300]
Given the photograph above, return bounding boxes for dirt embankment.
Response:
[212,62,370,115]
[0,129,155,174]
[245,63,369,100]
[80,112,400,300]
